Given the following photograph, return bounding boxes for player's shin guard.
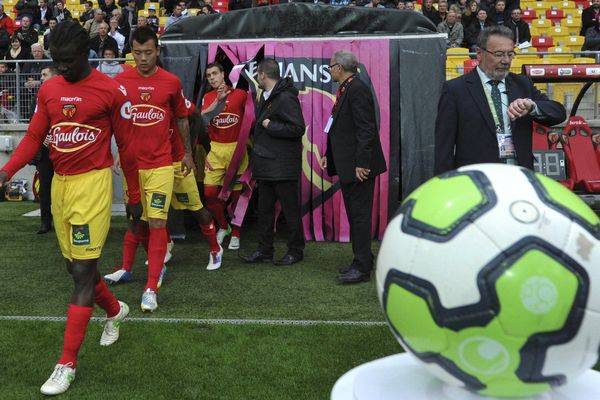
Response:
[146,227,167,292]
[200,221,221,253]
[58,305,93,368]
[137,224,150,253]
[231,190,242,237]
[94,278,120,318]
[204,185,228,229]
[121,230,139,273]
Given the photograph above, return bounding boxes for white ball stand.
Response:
[331,354,600,400]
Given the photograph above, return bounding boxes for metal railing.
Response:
[0,58,132,124]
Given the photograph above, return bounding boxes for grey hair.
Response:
[31,43,44,51]
[476,25,514,49]
[332,50,358,73]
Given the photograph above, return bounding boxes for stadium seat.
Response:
[159,16,169,27]
[188,8,200,15]
[145,2,160,10]
[563,17,583,35]
[529,2,550,12]
[214,0,229,13]
[529,26,541,37]
[532,18,553,30]
[5,0,17,6]
[545,9,564,25]
[571,57,596,63]
[547,46,574,60]
[463,59,479,73]
[564,35,585,51]
[574,0,592,7]
[532,35,555,52]
[549,26,570,40]
[557,1,576,8]
[522,9,537,24]
[139,9,149,16]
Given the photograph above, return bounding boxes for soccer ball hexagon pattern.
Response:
[376,163,600,398]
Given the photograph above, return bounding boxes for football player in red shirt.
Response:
[114,27,196,312]
[0,21,141,396]
[201,62,249,250]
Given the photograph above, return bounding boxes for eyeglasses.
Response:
[328,63,340,69]
[481,48,517,59]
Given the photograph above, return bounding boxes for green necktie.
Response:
[488,80,504,134]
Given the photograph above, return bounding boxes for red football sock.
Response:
[121,230,139,273]
[94,278,120,318]
[230,190,242,237]
[146,226,167,292]
[204,185,228,229]
[200,221,220,253]
[137,224,150,253]
[58,304,93,368]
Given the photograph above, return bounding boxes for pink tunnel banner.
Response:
[207,40,391,242]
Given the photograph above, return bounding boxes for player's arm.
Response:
[176,116,197,177]
[190,108,210,153]
[0,91,51,186]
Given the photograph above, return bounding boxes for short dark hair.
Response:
[42,65,59,75]
[206,62,224,73]
[131,26,158,47]
[86,1,93,6]
[257,58,280,80]
[49,20,90,54]
[477,25,514,49]
[49,17,58,23]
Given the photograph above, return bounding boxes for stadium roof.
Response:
[160,3,437,41]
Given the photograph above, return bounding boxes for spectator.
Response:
[488,0,509,26]
[330,0,351,5]
[479,0,495,13]
[0,61,17,121]
[461,0,479,29]
[421,0,438,23]
[364,0,385,7]
[581,0,600,37]
[0,6,15,36]
[38,0,53,32]
[137,15,148,28]
[405,1,415,11]
[433,0,449,25]
[147,6,159,32]
[454,0,467,14]
[14,0,39,22]
[438,10,464,48]
[43,17,57,53]
[240,58,306,267]
[4,35,30,73]
[0,26,9,59]
[15,15,39,53]
[101,0,118,23]
[583,20,600,51]
[435,25,566,174]
[397,1,405,9]
[111,9,130,42]
[84,9,105,38]
[507,7,530,45]
[121,0,137,41]
[80,1,95,23]
[23,43,49,117]
[165,4,188,29]
[178,1,189,16]
[109,17,125,56]
[201,4,216,14]
[321,50,387,284]
[90,22,118,57]
[53,0,72,23]
[97,47,123,77]
[465,9,494,52]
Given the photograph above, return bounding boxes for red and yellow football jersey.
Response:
[1,69,140,203]
[170,101,195,162]
[201,87,247,144]
[116,67,190,169]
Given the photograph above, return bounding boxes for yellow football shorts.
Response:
[204,142,248,190]
[139,165,174,221]
[171,160,203,211]
[52,168,112,261]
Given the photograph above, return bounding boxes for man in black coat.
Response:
[580,0,600,37]
[435,26,566,175]
[321,50,386,284]
[240,58,306,266]
[506,7,531,45]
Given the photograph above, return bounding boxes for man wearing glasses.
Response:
[434,25,566,175]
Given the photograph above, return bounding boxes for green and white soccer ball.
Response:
[376,163,600,398]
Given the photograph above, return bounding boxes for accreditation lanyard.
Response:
[483,80,517,161]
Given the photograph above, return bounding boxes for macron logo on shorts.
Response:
[72,224,91,246]
[151,193,167,209]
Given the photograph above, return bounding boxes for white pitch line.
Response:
[0,315,387,327]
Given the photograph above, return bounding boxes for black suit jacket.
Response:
[326,76,386,183]
[580,6,600,36]
[434,69,566,175]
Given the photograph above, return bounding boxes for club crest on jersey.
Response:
[62,104,77,118]
[211,112,240,129]
[131,104,166,126]
[140,92,152,102]
[47,122,101,153]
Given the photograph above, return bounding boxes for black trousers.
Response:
[257,179,305,257]
[340,177,376,273]
[37,150,54,226]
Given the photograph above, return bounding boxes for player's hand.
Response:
[216,85,232,101]
[320,157,327,170]
[112,156,121,175]
[204,158,215,171]
[181,153,197,177]
[507,98,535,122]
[262,118,270,128]
[355,167,370,182]
[126,202,143,221]
[0,170,8,187]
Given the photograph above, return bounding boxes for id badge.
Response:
[497,133,516,159]
[324,116,333,134]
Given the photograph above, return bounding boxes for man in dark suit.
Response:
[435,26,566,175]
[240,58,306,266]
[321,50,386,284]
[580,0,600,37]
[465,9,495,52]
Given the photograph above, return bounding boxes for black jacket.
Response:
[325,76,386,183]
[251,77,305,181]
[507,19,531,44]
[580,5,600,36]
